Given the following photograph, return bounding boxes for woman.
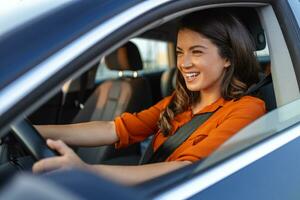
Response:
[33,10,266,185]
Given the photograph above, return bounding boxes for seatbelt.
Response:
[244,74,272,95]
[139,112,215,164]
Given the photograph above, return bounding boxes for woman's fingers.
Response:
[46,139,72,155]
[32,156,64,173]
[32,139,88,173]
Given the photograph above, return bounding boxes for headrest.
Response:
[105,42,143,71]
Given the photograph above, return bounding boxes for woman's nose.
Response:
[180,54,193,68]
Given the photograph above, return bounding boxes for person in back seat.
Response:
[33,10,266,185]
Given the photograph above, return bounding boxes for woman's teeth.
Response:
[186,72,199,78]
[185,72,200,81]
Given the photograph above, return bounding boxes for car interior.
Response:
[1,4,298,190]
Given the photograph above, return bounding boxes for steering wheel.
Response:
[10,118,59,160]
[0,119,58,187]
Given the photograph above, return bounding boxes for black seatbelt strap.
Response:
[244,74,272,95]
[139,111,215,164]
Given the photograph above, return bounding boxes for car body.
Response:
[0,0,300,199]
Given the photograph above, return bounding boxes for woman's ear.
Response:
[224,58,231,68]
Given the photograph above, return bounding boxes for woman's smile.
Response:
[182,72,200,82]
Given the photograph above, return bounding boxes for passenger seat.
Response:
[74,42,152,165]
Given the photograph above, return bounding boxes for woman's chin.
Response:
[184,78,202,92]
[186,85,201,92]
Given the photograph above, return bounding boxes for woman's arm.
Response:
[89,161,192,185]
[32,139,192,185]
[35,121,118,147]
[35,96,172,148]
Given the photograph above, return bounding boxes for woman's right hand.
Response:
[32,139,89,173]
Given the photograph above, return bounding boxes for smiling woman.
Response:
[159,10,262,136]
[31,9,266,185]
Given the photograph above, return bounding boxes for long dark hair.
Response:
[158,9,260,136]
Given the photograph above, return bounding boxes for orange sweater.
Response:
[114,95,265,162]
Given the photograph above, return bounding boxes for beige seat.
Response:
[74,42,152,165]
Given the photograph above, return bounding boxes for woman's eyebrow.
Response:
[176,45,208,51]
[176,46,183,51]
[190,45,208,50]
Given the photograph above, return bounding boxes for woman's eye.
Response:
[192,50,203,55]
[176,51,183,56]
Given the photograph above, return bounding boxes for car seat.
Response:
[73,42,153,165]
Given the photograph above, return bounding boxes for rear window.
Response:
[95,38,170,82]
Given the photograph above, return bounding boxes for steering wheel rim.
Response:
[10,118,59,160]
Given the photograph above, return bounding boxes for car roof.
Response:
[0,0,72,37]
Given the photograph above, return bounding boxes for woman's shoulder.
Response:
[224,95,266,114]
[237,95,265,106]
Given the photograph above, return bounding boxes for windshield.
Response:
[0,0,73,36]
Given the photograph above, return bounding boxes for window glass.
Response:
[131,38,169,72]
[95,38,169,82]
[288,0,300,27]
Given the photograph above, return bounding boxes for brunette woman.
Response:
[33,10,265,185]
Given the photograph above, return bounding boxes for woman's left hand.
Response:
[32,139,88,173]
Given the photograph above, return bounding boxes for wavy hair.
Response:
[158,10,260,136]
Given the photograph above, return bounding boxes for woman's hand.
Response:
[32,139,89,173]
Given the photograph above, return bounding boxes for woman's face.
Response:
[176,28,230,94]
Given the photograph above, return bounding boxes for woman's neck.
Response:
[192,90,221,114]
